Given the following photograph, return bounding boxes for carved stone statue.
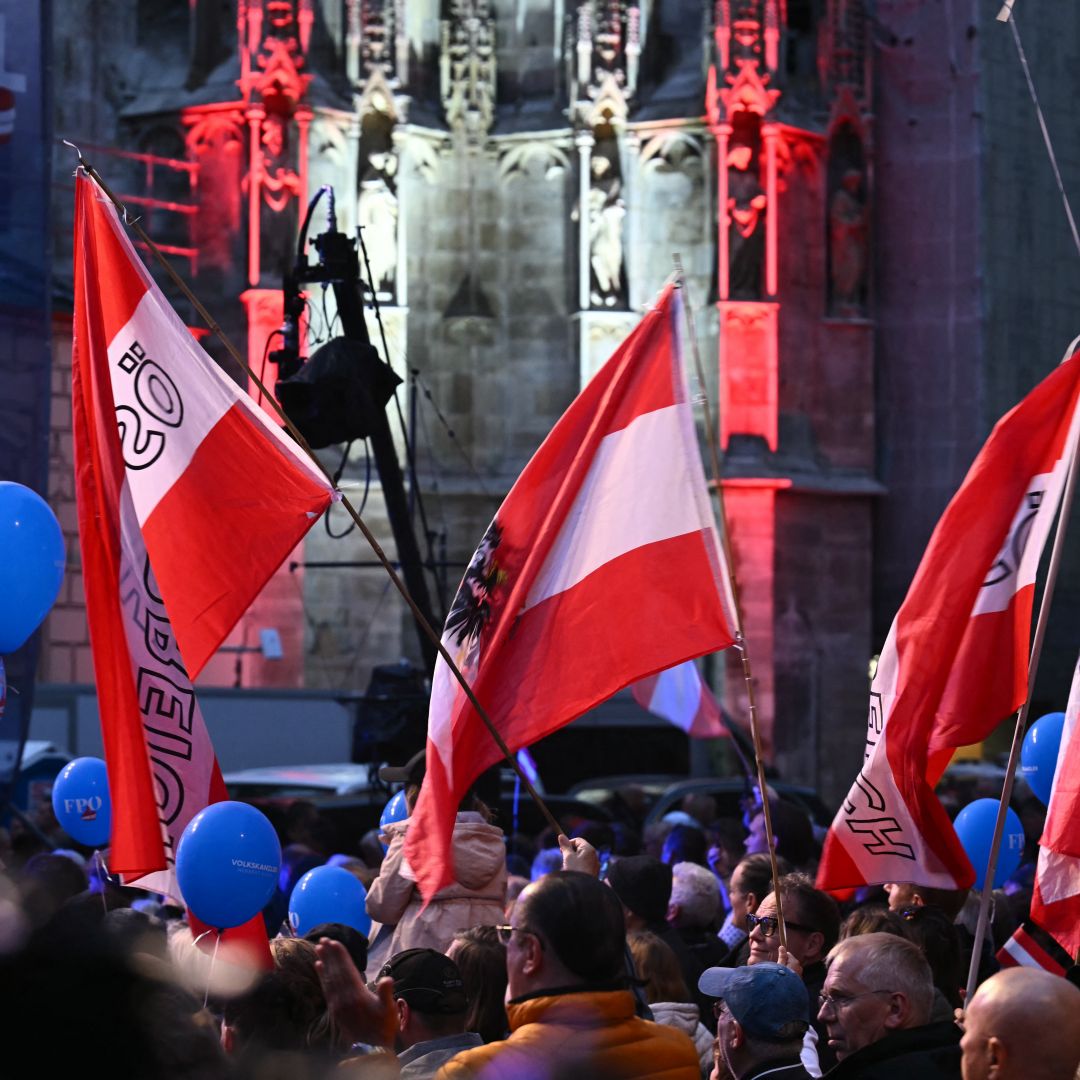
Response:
[727,141,766,300]
[588,154,625,307]
[828,167,868,317]
[357,149,398,299]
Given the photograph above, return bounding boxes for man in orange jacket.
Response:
[435,869,700,1079]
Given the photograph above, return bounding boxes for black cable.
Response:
[256,328,284,408]
[323,439,370,539]
[354,222,443,606]
[411,367,497,499]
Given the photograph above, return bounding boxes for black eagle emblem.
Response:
[445,520,505,653]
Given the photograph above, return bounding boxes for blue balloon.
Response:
[379,789,409,852]
[288,865,371,938]
[176,802,281,929]
[380,790,409,830]
[0,482,66,654]
[954,799,1025,890]
[51,757,111,847]
[1020,712,1065,806]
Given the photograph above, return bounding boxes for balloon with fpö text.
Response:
[0,482,66,654]
[52,757,112,848]
[1020,711,1065,806]
[953,799,1025,891]
[176,802,281,929]
[288,865,371,938]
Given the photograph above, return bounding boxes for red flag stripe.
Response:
[1030,653,1080,957]
[141,402,331,678]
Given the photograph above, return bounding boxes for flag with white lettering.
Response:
[1030,653,1080,958]
[406,283,739,902]
[817,347,1080,892]
[72,172,334,894]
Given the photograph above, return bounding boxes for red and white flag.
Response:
[996,921,1070,977]
[632,661,729,739]
[72,173,334,895]
[1030,652,1080,959]
[817,347,1080,893]
[406,283,738,900]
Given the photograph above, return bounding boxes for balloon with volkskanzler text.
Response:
[176,801,281,929]
[1020,711,1065,806]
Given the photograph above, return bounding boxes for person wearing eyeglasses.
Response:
[434,870,701,1079]
[699,962,814,1079]
[817,932,961,1078]
[746,873,841,1072]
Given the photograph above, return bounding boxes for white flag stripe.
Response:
[971,465,1066,617]
[116,483,216,900]
[524,403,715,610]
[1000,935,1042,970]
[107,289,329,524]
[649,662,705,731]
[107,294,230,522]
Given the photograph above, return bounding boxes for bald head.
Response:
[961,967,1080,1080]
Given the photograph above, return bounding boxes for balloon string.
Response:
[94,850,108,915]
[203,929,221,1010]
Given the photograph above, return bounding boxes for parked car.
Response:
[568,773,832,832]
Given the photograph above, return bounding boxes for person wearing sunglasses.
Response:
[746,873,841,1072]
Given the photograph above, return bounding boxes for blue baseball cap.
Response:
[698,963,810,1040]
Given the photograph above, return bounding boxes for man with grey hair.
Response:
[818,932,960,1078]
[960,966,1080,1080]
[668,861,728,971]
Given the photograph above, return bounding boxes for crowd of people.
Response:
[2,753,1078,1079]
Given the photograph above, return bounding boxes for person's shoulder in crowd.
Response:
[434,989,701,1079]
[823,1019,960,1079]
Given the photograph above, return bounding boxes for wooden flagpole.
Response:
[963,335,1080,1004]
[69,149,563,839]
[672,255,789,952]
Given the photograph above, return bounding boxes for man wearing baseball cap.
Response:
[699,962,813,1080]
[379,948,482,1079]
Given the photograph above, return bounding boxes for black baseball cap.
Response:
[378,948,467,1015]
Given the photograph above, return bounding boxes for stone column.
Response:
[246,104,265,286]
[714,123,731,299]
[763,121,778,298]
[575,128,594,311]
[623,128,642,310]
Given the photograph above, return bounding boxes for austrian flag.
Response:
[72,173,334,893]
[407,283,738,902]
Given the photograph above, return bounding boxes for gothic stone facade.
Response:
[45,0,885,799]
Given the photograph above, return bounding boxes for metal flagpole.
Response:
[69,149,564,839]
[963,336,1080,1004]
[672,254,789,952]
